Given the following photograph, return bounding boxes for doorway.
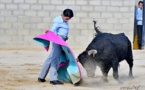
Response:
[133,0,144,49]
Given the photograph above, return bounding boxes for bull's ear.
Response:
[88,50,97,57]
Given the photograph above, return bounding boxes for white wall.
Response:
[0,0,136,49]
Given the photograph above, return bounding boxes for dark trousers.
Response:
[137,25,143,49]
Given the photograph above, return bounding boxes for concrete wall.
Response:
[0,0,136,49]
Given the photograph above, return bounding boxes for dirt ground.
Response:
[0,49,145,90]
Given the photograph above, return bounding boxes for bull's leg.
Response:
[112,65,119,80]
[100,66,111,83]
[112,62,122,84]
[126,43,134,78]
[126,58,133,78]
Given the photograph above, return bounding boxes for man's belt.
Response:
[57,34,68,41]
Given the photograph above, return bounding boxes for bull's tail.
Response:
[126,37,133,60]
[93,20,101,34]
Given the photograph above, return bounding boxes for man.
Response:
[136,1,143,49]
[38,9,74,85]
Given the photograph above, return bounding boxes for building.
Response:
[0,0,142,49]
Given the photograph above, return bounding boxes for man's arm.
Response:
[50,22,59,32]
[45,22,59,33]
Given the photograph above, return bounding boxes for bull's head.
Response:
[77,49,97,77]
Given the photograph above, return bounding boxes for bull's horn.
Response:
[88,50,97,57]
[76,58,79,62]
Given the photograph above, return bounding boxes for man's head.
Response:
[77,50,97,77]
[138,1,143,9]
[62,9,74,22]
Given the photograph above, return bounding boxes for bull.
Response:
[77,21,133,83]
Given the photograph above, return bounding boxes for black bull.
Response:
[78,30,133,83]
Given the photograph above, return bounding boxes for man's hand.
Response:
[45,30,49,33]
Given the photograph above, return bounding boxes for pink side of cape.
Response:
[36,30,69,49]
[35,30,75,60]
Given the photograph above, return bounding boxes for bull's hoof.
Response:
[103,80,109,83]
[117,80,123,84]
[129,75,134,79]
[101,78,109,83]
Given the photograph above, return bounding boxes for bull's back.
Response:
[108,33,132,61]
[87,33,132,61]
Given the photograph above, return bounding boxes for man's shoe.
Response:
[38,78,46,82]
[50,80,63,85]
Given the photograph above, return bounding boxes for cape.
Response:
[33,30,81,84]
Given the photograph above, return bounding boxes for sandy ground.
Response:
[0,49,145,90]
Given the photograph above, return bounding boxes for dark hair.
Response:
[138,1,143,5]
[63,9,74,18]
